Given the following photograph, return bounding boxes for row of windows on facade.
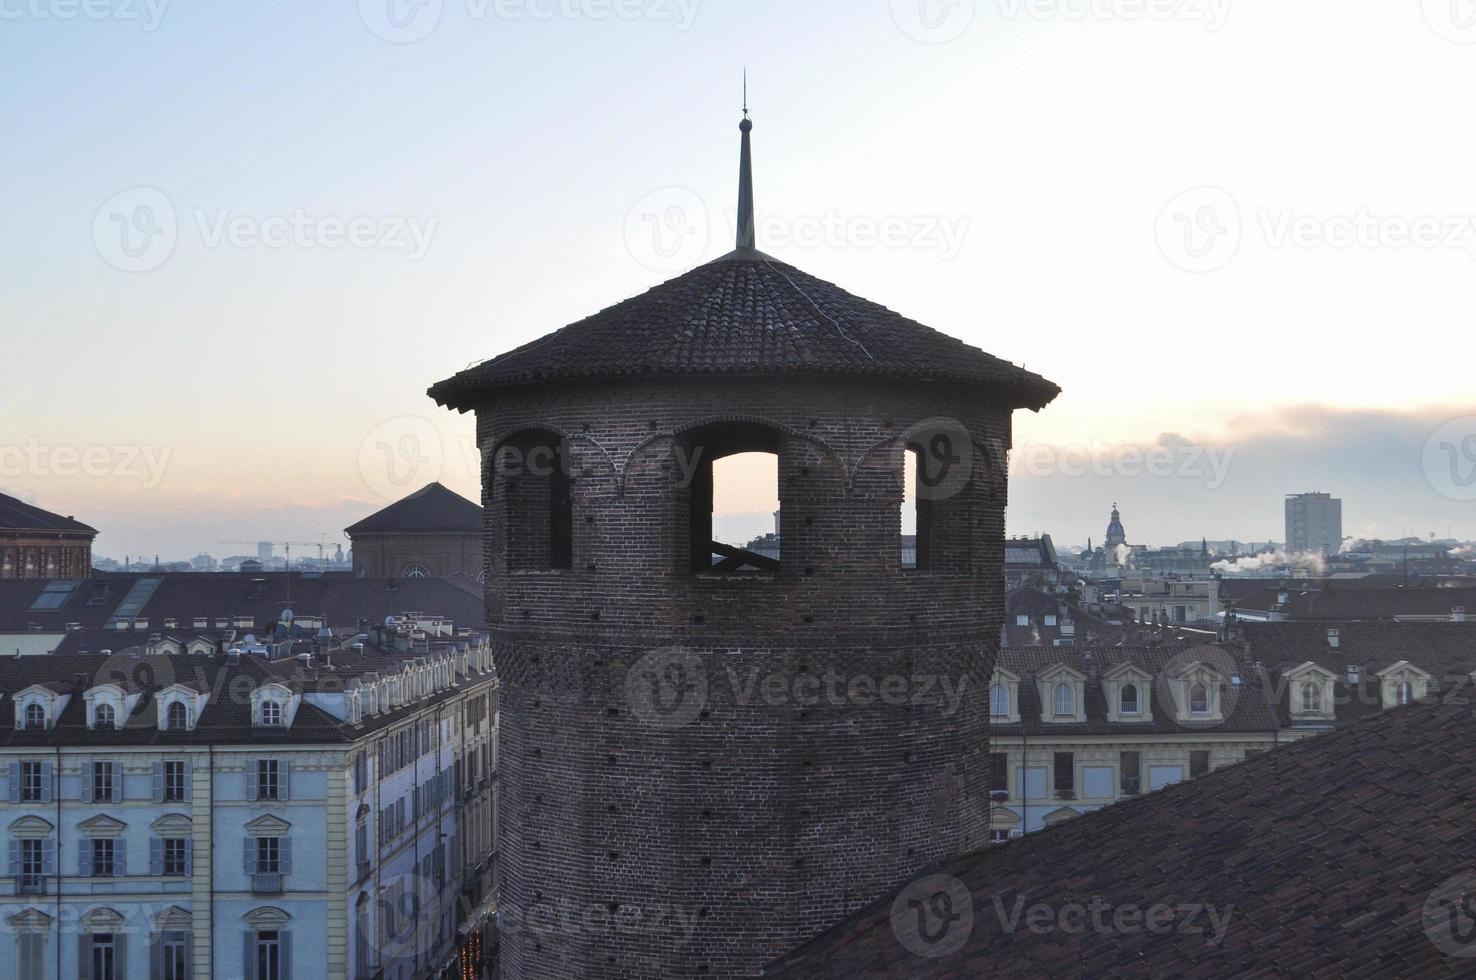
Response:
[987,748,1265,803]
[13,928,196,980]
[12,926,294,980]
[989,681,1212,718]
[8,834,289,889]
[6,759,290,804]
[989,677,1423,720]
[0,545,88,579]
[13,696,287,732]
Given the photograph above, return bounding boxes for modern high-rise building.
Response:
[1285,492,1342,557]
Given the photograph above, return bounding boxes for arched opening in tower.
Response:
[683,422,781,573]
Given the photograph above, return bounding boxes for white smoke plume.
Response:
[1212,549,1327,575]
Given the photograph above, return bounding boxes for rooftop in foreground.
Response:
[768,695,1476,978]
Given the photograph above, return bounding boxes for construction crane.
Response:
[219,534,341,570]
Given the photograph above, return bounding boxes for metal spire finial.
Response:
[736,73,755,249]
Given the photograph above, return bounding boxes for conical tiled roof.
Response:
[429,248,1059,412]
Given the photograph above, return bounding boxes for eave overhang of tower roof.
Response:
[428,249,1060,414]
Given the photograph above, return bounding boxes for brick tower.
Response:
[429,110,1059,978]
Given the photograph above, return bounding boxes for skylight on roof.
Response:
[29,580,77,611]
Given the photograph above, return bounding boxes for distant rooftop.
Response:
[0,490,96,535]
[344,482,482,535]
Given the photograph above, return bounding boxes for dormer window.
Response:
[262,701,284,727]
[1189,684,1209,715]
[1120,684,1139,715]
[95,704,117,730]
[1376,661,1432,710]
[1053,683,1074,717]
[166,702,189,731]
[1044,614,1057,627]
[1016,615,1029,627]
[24,703,45,730]
[990,684,1009,718]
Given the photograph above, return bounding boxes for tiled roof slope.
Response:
[428,250,1060,412]
[768,697,1476,978]
[0,646,493,747]
[344,482,482,534]
[0,573,486,632]
[1243,621,1476,726]
[993,644,1281,735]
[0,491,96,533]
[1228,584,1476,620]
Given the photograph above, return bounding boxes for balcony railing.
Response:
[251,872,284,894]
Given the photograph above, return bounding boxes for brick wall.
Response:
[474,374,1016,978]
[348,531,482,578]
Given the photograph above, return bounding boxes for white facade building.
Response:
[0,631,498,980]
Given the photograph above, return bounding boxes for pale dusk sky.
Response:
[3,0,1474,558]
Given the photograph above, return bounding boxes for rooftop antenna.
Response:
[736,71,755,250]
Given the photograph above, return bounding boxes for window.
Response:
[989,684,1009,718]
[255,760,281,801]
[91,839,116,877]
[1397,681,1413,705]
[1044,614,1057,627]
[163,761,188,803]
[1300,682,1321,713]
[160,931,190,980]
[23,703,44,730]
[166,701,189,731]
[682,423,780,574]
[163,838,189,876]
[261,701,284,727]
[401,563,430,579]
[20,761,45,802]
[900,446,931,569]
[1189,683,1209,715]
[253,931,283,980]
[990,752,1009,794]
[990,829,1010,843]
[92,762,115,803]
[1016,614,1029,627]
[1120,751,1141,796]
[1053,752,1075,799]
[1120,683,1140,715]
[17,932,44,980]
[95,703,117,730]
[1190,750,1211,777]
[256,837,281,874]
[90,933,116,980]
[1053,683,1074,717]
[500,429,573,572]
[19,839,48,893]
